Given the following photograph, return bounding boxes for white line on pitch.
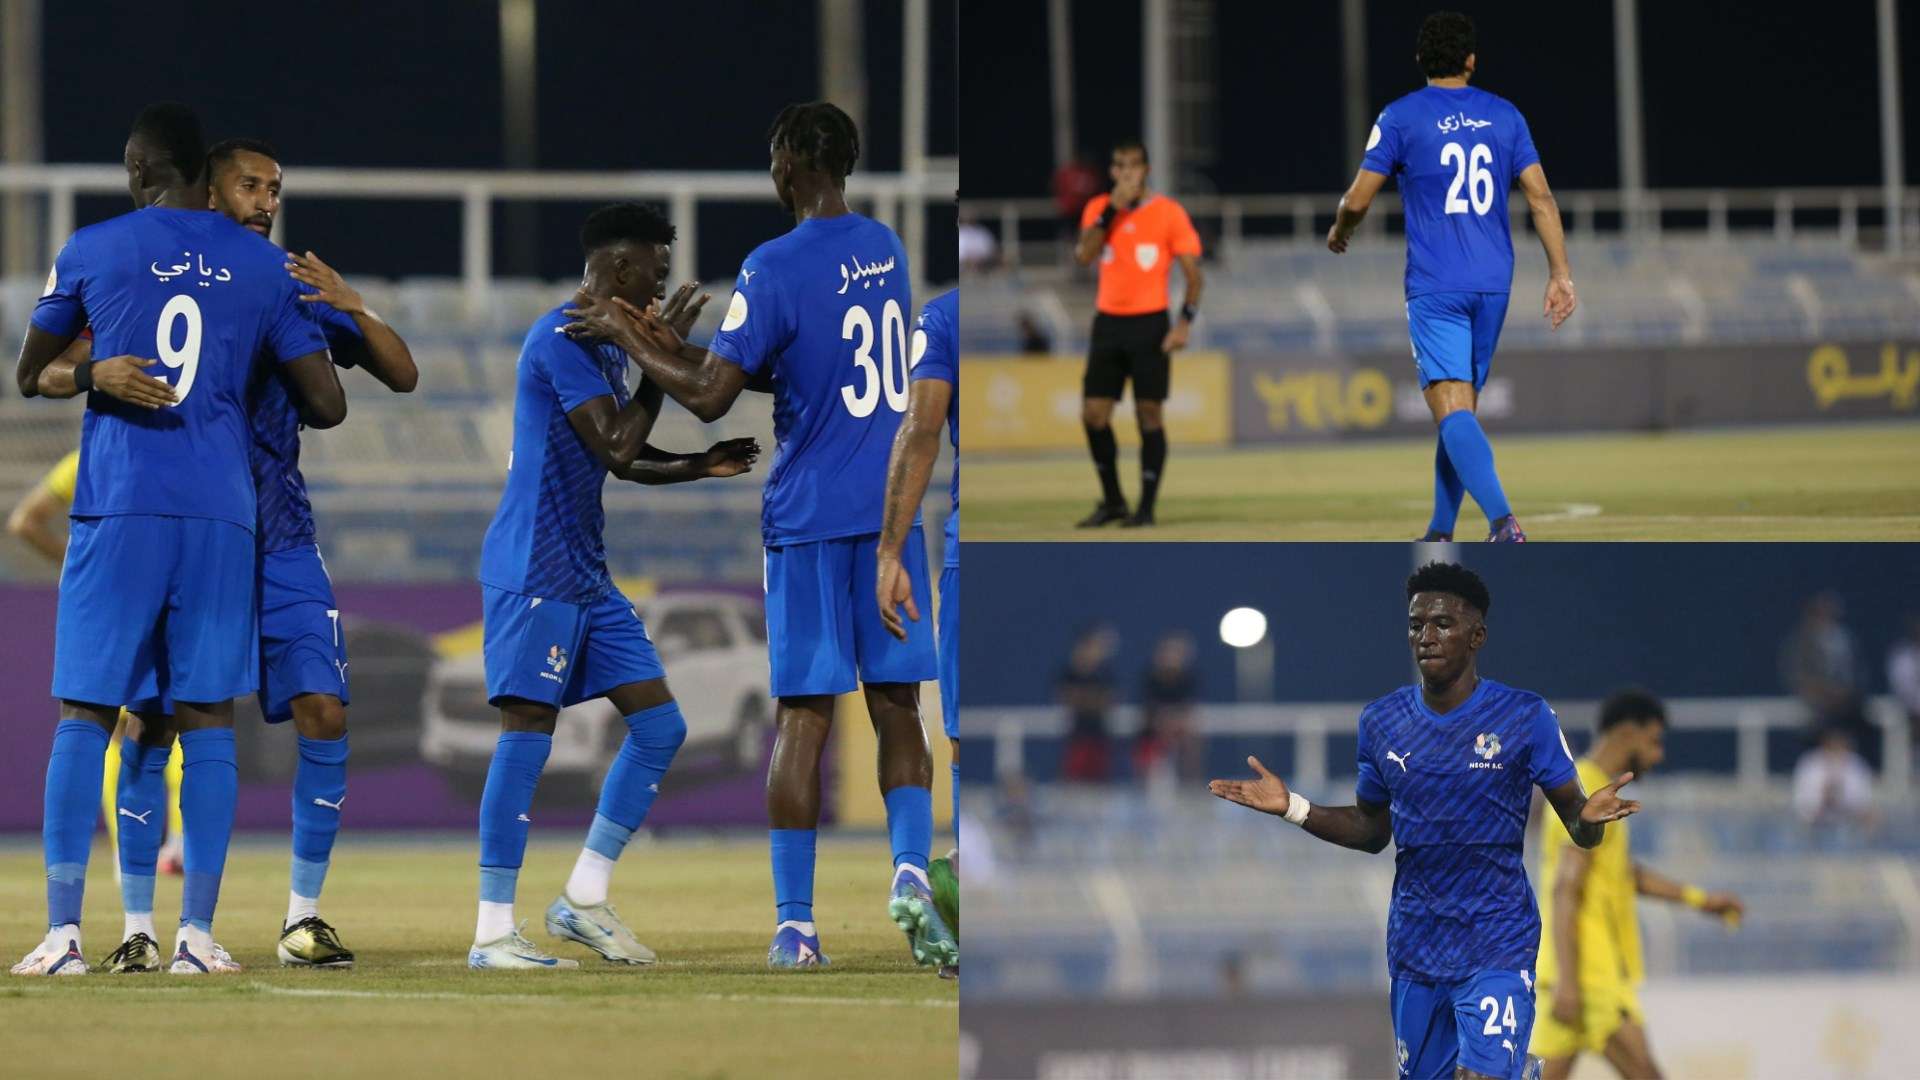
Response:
[245,983,951,1008]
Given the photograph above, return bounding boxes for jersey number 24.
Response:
[840,298,909,418]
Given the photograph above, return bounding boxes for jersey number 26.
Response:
[840,298,909,418]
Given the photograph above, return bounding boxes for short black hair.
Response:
[767,101,861,181]
[1416,11,1476,79]
[129,101,206,184]
[1406,561,1491,617]
[579,201,675,256]
[1598,688,1667,733]
[1112,137,1149,163]
[205,137,279,182]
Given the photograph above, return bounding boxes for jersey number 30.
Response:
[840,298,909,418]
[155,294,203,404]
[1442,142,1495,217]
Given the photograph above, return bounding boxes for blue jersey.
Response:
[911,288,958,568]
[708,212,917,546]
[31,206,327,532]
[479,304,631,605]
[1354,678,1578,982]
[1361,85,1541,298]
[251,301,364,553]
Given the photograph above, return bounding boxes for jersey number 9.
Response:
[156,294,203,405]
[1442,142,1495,217]
[840,298,909,418]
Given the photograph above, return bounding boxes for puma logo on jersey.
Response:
[1385,750,1411,772]
[312,796,344,811]
[118,808,152,825]
[740,269,756,284]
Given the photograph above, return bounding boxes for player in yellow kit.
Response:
[8,449,186,874]
[1532,689,1744,1078]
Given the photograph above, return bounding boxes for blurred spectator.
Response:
[1135,631,1200,788]
[1887,615,1920,750]
[1058,624,1120,782]
[994,774,1035,859]
[1780,591,1868,744]
[1017,312,1053,354]
[1792,725,1878,833]
[1050,153,1103,231]
[959,219,999,271]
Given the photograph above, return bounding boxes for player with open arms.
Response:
[878,285,961,975]
[467,203,759,970]
[1209,562,1639,1080]
[11,102,346,976]
[1071,138,1203,529]
[1327,11,1575,543]
[1532,689,1744,1079]
[564,102,947,970]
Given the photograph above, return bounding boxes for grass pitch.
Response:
[967,421,1920,540]
[0,834,954,1079]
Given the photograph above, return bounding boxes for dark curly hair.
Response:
[1598,687,1668,732]
[130,101,205,185]
[579,201,675,256]
[1416,11,1476,79]
[768,101,861,181]
[1406,561,1491,617]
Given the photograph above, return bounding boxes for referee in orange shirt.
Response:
[1073,137,1204,528]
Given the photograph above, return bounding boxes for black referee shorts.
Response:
[1084,310,1171,402]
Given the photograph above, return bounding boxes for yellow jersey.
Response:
[43,449,80,505]
[1536,758,1642,989]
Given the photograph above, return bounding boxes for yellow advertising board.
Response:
[960,352,1231,452]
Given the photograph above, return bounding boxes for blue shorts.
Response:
[937,565,958,740]
[763,530,939,698]
[1406,291,1511,391]
[482,585,665,709]
[54,515,257,707]
[257,544,350,723]
[1390,968,1537,1080]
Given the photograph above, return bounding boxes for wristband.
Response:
[72,361,92,393]
[1284,791,1312,825]
[1180,302,1198,323]
[1681,885,1707,909]
[1097,203,1118,230]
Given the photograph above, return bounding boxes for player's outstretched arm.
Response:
[1208,756,1392,853]
[564,294,748,423]
[1543,772,1639,850]
[1632,861,1745,923]
[876,377,951,640]
[1518,164,1577,330]
[282,350,348,428]
[616,438,760,486]
[7,481,67,564]
[287,251,418,393]
[1326,168,1389,254]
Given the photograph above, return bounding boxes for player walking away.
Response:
[563,101,949,971]
[10,449,190,889]
[1327,11,1576,543]
[1072,138,1203,529]
[11,101,347,977]
[1209,562,1640,1080]
[1533,689,1745,1079]
[467,202,759,971]
[878,285,961,976]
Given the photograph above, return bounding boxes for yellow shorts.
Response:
[1529,979,1644,1058]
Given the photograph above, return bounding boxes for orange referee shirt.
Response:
[1081,192,1203,316]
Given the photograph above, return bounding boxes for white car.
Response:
[420,589,773,802]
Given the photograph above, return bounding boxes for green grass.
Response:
[967,421,1920,540]
[0,835,954,1079]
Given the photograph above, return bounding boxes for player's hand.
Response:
[657,282,712,339]
[1551,984,1581,1026]
[613,298,689,359]
[1326,223,1351,254]
[1208,755,1293,816]
[562,290,641,348]
[876,550,918,641]
[701,437,760,478]
[286,251,366,315]
[1579,772,1640,825]
[91,355,177,409]
[1160,319,1190,353]
[1544,275,1577,330]
[1701,891,1745,927]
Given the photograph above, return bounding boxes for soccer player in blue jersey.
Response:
[878,285,960,975]
[563,102,943,970]
[1209,562,1640,1080]
[11,102,347,976]
[467,202,760,970]
[1327,11,1577,543]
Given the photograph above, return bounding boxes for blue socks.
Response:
[1437,411,1512,525]
[177,728,237,933]
[884,785,932,872]
[1430,434,1466,537]
[117,739,172,923]
[43,719,110,928]
[770,828,817,923]
[290,734,349,906]
[477,731,551,905]
[593,703,686,843]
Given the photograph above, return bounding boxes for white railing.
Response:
[967,185,1920,269]
[0,161,959,316]
[962,694,1914,799]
